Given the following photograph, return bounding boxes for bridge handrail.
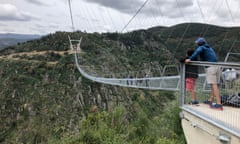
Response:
[187,61,240,68]
[180,61,240,138]
[69,36,184,91]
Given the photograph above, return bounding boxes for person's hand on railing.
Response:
[185,59,190,63]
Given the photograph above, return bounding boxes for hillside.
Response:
[0,33,181,143]
[0,23,240,143]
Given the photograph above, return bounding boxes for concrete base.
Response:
[181,111,240,144]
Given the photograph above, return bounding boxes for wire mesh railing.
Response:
[180,61,240,138]
[69,37,183,91]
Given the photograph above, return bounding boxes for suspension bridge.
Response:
[69,36,208,91]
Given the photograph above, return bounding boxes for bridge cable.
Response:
[195,0,233,58]
[225,0,239,54]
[68,0,75,32]
[218,0,239,55]
[121,0,149,33]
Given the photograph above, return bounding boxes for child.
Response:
[180,49,199,104]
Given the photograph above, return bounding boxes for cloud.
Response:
[0,23,6,26]
[84,0,143,14]
[146,0,194,18]
[25,0,48,6]
[25,0,68,6]
[83,0,194,19]
[0,3,36,21]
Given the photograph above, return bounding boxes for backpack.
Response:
[221,93,240,107]
[224,69,237,81]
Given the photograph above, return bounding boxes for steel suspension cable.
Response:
[195,0,230,56]
[106,7,117,31]
[153,0,177,64]
[224,0,240,53]
[121,0,149,33]
[217,0,239,54]
[170,0,192,63]
[196,0,224,37]
[68,0,75,32]
[225,0,234,23]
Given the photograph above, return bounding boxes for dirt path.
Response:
[0,50,75,64]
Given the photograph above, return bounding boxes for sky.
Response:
[0,0,240,35]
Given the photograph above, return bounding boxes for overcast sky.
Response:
[0,0,240,35]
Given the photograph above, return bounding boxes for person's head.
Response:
[186,49,195,56]
[195,37,206,46]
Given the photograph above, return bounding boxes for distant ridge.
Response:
[0,33,41,39]
[0,33,41,50]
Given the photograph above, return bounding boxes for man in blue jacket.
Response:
[185,37,223,110]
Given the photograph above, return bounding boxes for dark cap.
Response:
[195,37,206,44]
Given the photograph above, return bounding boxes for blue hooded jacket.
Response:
[189,43,218,62]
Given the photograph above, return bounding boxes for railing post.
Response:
[179,63,185,107]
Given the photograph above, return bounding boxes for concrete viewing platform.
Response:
[181,104,240,144]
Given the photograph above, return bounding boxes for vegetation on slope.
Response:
[0,55,184,143]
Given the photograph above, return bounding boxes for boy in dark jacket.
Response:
[180,49,199,104]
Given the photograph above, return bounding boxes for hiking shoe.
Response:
[203,100,212,105]
[190,100,199,105]
[210,104,223,111]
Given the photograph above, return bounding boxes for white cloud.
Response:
[0,3,35,21]
[25,0,48,6]
[84,0,142,14]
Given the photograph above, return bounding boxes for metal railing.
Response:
[180,61,240,137]
[69,37,183,91]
